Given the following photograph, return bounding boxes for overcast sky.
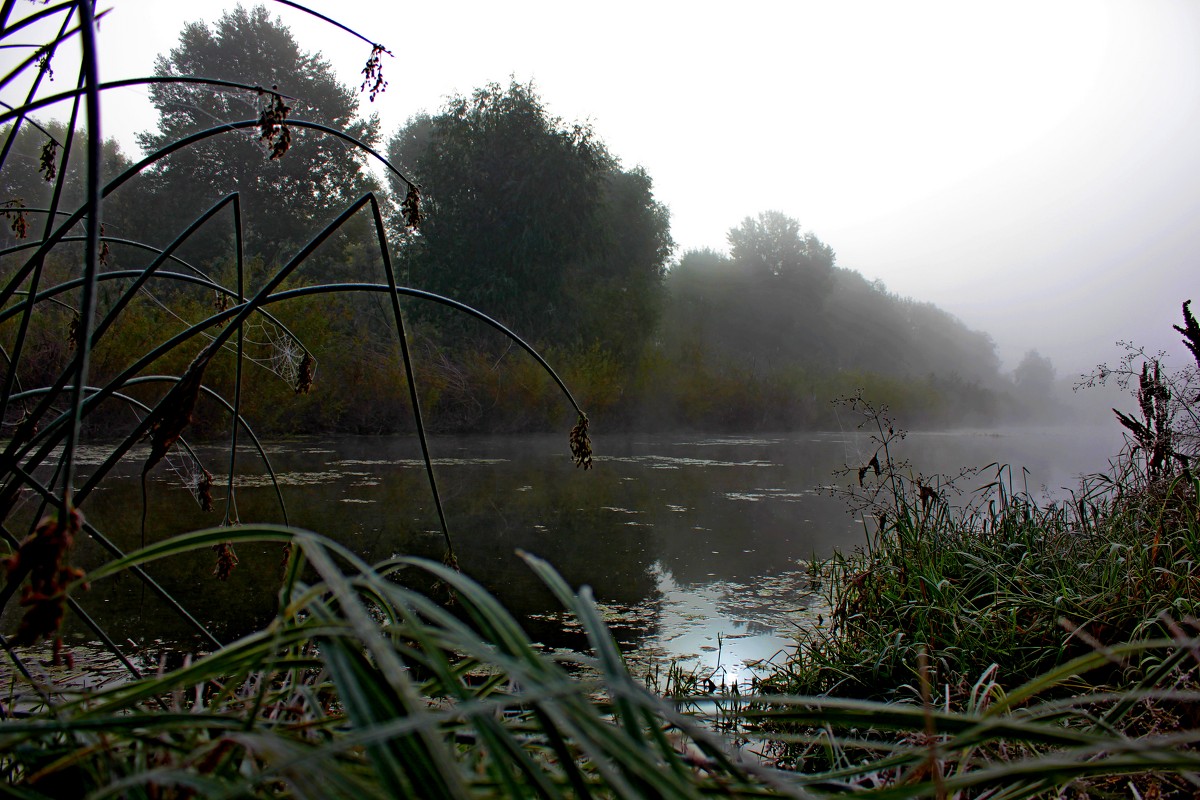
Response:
[7,0,1198,374]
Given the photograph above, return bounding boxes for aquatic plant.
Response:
[746,310,1200,793]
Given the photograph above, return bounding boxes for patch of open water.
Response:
[7,426,1124,683]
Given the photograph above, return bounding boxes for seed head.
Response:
[295,352,315,394]
[212,541,239,581]
[257,89,291,160]
[360,44,393,102]
[569,414,593,470]
[4,508,87,646]
[38,138,58,182]
[3,199,29,239]
[197,468,215,512]
[401,183,422,230]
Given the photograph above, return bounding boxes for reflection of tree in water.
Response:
[43,430,1108,651]
[56,436,665,649]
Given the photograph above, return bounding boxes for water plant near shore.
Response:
[744,306,1200,793]
[771,303,1200,704]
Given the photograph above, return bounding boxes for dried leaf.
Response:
[4,509,87,646]
[145,347,215,475]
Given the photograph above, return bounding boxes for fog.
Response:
[9,0,1197,378]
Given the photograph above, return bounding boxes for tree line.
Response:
[1,5,1055,435]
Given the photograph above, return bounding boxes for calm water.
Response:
[12,425,1125,681]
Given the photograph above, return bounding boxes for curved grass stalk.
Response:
[0,459,222,649]
[0,193,247,444]
[0,261,311,371]
[57,0,100,513]
[0,117,416,315]
[0,1,90,92]
[0,4,74,177]
[0,76,298,128]
[5,194,588,572]
[9,377,288,521]
[0,17,84,444]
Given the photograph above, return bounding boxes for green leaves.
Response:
[387,81,671,356]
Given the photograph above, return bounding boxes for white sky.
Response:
[5,0,1199,374]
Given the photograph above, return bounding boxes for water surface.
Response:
[12,425,1125,682]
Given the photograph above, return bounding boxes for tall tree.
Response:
[388,81,672,353]
[1013,349,1056,397]
[727,211,835,303]
[136,4,380,269]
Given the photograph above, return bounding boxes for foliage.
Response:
[0,529,793,798]
[4,531,1200,797]
[135,4,382,269]
[387,81,673,357]
[757,302,1200,726]
[1013,348,1056,397]
[1082,299,1200,477]
[662,235,1002,384]
[0,121,138,251]
[0,0,590,673]
[727,210,835,300]
[759,373,1199,700]
[651,236,1006,429]
[1008,347,1061,419]
[744,365,1200,792]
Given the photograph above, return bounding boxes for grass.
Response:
[749,386,1200,794]
[5,2,1200,797]
[768,381,1200,700]
[764,447,1200,701]
[3,527,792,798]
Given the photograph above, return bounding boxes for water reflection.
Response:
[8,426,1124,676]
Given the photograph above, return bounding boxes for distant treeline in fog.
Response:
[0,6,1062,436]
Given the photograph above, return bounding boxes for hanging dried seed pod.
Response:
[4,508,87,646]
[569,414,592,470]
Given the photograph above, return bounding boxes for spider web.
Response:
[139,288,315,391]
[242,319,311,390]
[162,446,214,511]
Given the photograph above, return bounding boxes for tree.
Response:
[1013,349,1056,397]
[564,167,673,357]
[387,81,672,354]
[136,5,380,269]
[727,211,835,303]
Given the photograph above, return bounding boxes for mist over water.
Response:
[18,424,1127,673]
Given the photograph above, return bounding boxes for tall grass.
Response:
[764,403,1200,700]
[4,3,1200,797]
[751,379,1200,794]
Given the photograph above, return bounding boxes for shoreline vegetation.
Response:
[3,2,1200,796]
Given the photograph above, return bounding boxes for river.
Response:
[10,424,1127,683]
